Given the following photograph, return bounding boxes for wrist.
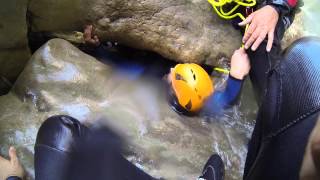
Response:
[267,4,281,17]
[229,70,246,80]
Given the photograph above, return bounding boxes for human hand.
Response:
[300,119,320,180]
[0,147,24,180]
[83,25,100,47]
[239,5,279,52]
[230,48,250,80]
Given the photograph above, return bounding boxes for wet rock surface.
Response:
[28,0,243,65]
[0,0,31,82]
[0,39,257,179]
[0,0,307,82]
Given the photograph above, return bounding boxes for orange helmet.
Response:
[169,63,214,113]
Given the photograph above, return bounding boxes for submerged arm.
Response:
[202,75,244,116]
[201,48,250,116]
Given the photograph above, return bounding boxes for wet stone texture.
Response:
[0,39,257,180]
[0,0,306,86]
[28,0,243,66]
[27,0,306,65]
[0,0,31,83]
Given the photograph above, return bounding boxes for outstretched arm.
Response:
[202,48,250,115]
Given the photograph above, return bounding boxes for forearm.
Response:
[201,75,244,116]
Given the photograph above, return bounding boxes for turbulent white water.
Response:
[302,0,320,36]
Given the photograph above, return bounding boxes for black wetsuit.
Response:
[244,37,320,180]
[11,0,319,180]
[243,1,320,180]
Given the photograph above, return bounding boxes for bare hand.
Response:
[239,5,279,52]
[83,25,101,47]
[230,48,250,80]
[0,147,24,180]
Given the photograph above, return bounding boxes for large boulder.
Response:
[0,0,31,82]
[0,39,257,179]
[28,0,243,65]
[28,0,309,65]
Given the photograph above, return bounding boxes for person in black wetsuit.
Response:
[3,0,317,179]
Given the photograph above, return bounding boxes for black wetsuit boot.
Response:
[198,154,225,180]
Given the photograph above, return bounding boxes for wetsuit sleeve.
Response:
[202,75,244,116]
[80,43,110,60]
[6,177,22,180]
[266,0,300,29]
[267,0,298,14]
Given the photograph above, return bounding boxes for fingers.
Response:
[233,47,246,56]
[84,25,101,46]
[242,23,257,43]
[244,29,260,50]
[251,30,268,51]
[9,146,18,165]
[238,14,254,26]
[94,35,100,44]
[83,25,93,42]
[238,47,246,54]
[266,29,275,52]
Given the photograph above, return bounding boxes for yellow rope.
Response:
[213,67,230,74]
[208,0,256,73]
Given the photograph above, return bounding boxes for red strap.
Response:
[287,0,297,7]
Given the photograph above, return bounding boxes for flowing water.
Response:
[302,0,320,37]
[0,1,319,180]
[0,39,257,180]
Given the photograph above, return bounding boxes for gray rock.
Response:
[0,0,307,84]
[28,0,243,65]
[27,0,307,65]
[0,0,31,82]
[0,48,31,83]
[0,0,29,49]
[0,39,256,179]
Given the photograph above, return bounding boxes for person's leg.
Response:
[34,115,89,180]
[247,16,286,104]
[66,121,156,180]
[244,37,320,180]
[35,115,156,180]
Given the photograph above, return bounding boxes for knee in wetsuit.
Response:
[34,115,88,180]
